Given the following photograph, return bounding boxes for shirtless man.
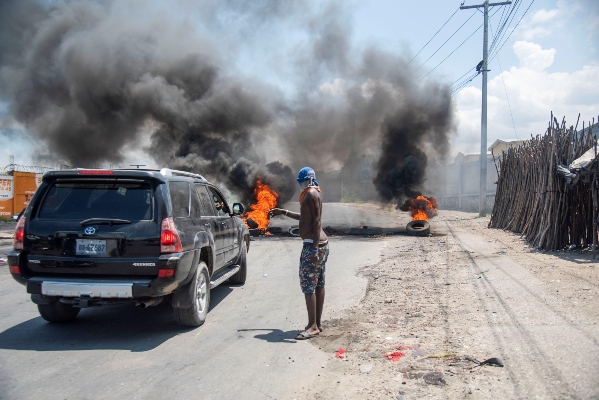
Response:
[269,167,329,340]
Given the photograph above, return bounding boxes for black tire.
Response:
[38,301,80,323]
[173,262,210,327]
[229,242,247,285]
[406,220,430,237]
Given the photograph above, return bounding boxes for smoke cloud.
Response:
[0,0,455,208]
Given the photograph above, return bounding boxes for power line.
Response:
[406,6,462,66]
[489,0,522,54]
[415,10,478,72]
[490,1,523,57]
[420,24,483,80]
[452,66,477,86]
[421,7,500,82]
[490,0,535,61]
[488,19,518,138]
[451,71,480,94]
[496,55,518,138]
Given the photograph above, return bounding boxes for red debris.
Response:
[383,351,405,362]
[335,348,346,359]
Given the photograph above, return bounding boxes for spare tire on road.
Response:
[406,220,430,237]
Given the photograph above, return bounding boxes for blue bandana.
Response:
[296,167,319,187]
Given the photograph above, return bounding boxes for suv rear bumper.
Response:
[26,277,151,298]
[9,249,197,299]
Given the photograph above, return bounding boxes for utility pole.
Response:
[461,0,511,217]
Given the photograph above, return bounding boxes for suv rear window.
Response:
[38,181,153,221]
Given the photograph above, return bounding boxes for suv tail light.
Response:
[14,216,26,250]
[160,217,182,253]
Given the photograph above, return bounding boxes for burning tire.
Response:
[406,220,430,237]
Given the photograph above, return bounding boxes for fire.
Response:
[408,195,438,221]
[243,180,278,231]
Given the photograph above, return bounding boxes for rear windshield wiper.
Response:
[80,218,132,226]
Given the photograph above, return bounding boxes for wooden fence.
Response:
[489,113,598,250]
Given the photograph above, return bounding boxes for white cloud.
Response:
[520,26,551,41]
[530,9,560,24]
[319,78,346,95]
[513,41,555,71]
[454,42,599,156]
[516,6,563,41]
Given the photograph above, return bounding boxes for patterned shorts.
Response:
[299,242,329,294]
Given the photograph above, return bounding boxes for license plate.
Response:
[76,239,107,256]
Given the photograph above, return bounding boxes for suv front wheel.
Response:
[173,262,210,327]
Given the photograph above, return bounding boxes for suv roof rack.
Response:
[160,168,207,182]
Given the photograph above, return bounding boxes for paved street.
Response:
[0,204,392,400]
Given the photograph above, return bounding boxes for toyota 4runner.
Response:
[7,168,249,327]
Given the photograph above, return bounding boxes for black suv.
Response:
[7,168,249,327]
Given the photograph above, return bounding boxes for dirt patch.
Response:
[294,210,599,399]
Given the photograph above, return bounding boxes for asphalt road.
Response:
[0,204,392,400]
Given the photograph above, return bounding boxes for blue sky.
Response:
[1,0,598,168]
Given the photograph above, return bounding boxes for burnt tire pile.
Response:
[406,220,430,237]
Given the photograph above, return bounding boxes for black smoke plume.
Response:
[0,0,297,206]
[0,0,455,209]
[374,83,453,205]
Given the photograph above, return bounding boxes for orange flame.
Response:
[408,195,438,221]
[243,180,278,231]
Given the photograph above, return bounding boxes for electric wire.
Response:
[489,0,522,55]
[406,6,462,66]
[453,1,514,93]
[488,21,518,138]
[497,55,518,138]
[415,10,478,72]
[451,71,480,94]
[490,0,535,61]
[422,7,500,82]
[420,24,483,80]
[490,3,523,57]
[452,66,477,87]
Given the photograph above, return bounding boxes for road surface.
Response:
[0,204,394,400]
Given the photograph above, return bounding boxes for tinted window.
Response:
[38,182,153,221]
[169,182,190,218]
[194,184,216,216]
[208,187,229,217]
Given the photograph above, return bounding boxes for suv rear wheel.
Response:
[173,262,210,327]
[38,301,81,323]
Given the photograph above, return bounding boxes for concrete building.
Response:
[488,139,528,156]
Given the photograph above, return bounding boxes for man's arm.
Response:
[268,208,300,220]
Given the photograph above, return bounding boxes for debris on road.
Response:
[423,371,446,386]
[359,364,373,374]
[421,352,457,359]
[335,349,346,359]
[466,356,504,368]
[383,351,405,362]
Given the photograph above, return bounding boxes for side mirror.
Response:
[232,203,245,216]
